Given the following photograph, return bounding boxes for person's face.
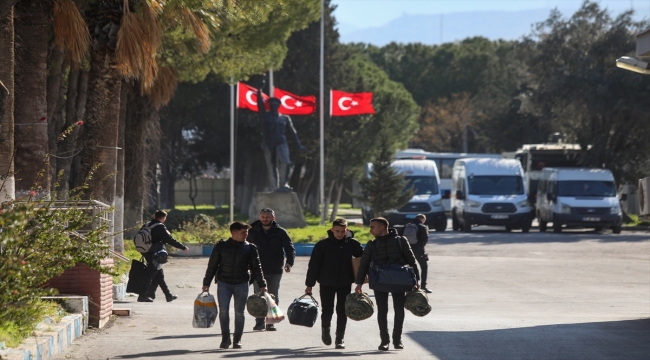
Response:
[332,225,348,240]
[369,221,386,238]
[231,228,248,242]
[160,216,166,223]
[259,212,275,226]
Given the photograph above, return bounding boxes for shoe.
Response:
[253,323,265,331]
[378,333,390,351]
[233,334,242,349]
[165,294,178,302]
[335,331,345,349]
[220,333,231,349]
[265,324,276,331]
[393,329,403,349]
[321,327,332,346]
[146,293,156,300]
[137,295,154,303]
[422,288,433,294]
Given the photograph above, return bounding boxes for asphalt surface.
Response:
[56,228,650,360]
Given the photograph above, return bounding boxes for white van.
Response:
[536,168,622,233]
[451,158,532,232]
[361,159,448,231]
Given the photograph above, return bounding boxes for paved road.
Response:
[57,229,650,360]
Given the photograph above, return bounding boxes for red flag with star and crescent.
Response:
[273,88,316,115]
[237,82,268,112]
[330,90,375,116]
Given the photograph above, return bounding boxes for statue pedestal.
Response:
[248,192,306,228]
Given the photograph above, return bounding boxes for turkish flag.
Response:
[273,88,316,115]
[237,82,268,112]
[330,90,375,116]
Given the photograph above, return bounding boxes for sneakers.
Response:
[335,331,345,349]
[321,327,332,345]
[137,295,154,303]
[265,324,277,331]
[422,288,433,294]
[232,334,242,349]
[166,294,178,302]
[219,333,231,349]
[253,323,265,331]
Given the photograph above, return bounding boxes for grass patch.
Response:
[288,224,373,244]
[172,205,247,225]
[0,300,67,348]
[625,214,650,226]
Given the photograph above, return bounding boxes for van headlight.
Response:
[468,201,481,208]
[561,203,571,214]
[518,200,529,207]
[432,200,442,207]
[610,206,620,215]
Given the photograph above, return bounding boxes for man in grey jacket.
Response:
[355,217,419,351]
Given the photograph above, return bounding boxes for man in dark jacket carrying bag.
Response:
[202,222,267,349]
[248,208,296,331]
[139,210,189,303]
[305,218,363,349]
[355,217,419,351]
[401,214,432,293]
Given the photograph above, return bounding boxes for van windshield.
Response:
[404,176,439,196]
[557,181,616,197]
[468,176,524,195]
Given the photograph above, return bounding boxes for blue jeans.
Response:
[253,273,282,325]
[217,281,249,335]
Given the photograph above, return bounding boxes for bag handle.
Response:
[297,293,319,307]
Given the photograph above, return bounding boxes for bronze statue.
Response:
[257,78,306,192]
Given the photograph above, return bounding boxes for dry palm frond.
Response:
[116,0,150,78]
[140,54,159,90]
[142,0,163,53]
[181,8,211,53]
[52,0,90,66]
[146,66,177,109]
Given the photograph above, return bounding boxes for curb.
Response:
[0,314,84,360]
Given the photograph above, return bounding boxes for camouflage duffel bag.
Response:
[404,289,431,317]
[246,292,276,318]
[345,292,374,321]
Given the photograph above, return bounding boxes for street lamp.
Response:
[616,56,650,75]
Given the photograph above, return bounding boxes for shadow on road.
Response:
[408,318,650,360]
[114,346,389,359]
[430,230,650,245]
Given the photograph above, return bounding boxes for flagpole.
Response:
[230,77,235,224]
[319,0,325,225]
[269,68,274,97]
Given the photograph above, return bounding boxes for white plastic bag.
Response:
[264,291,285,324]
[192,292,217,328]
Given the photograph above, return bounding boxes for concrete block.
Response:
[294,243,315,256]
[248,192,306,228]
[112,282,126,300]
[0,349,29,360]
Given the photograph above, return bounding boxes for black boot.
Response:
[321,327,332,345]
[378,331,390,351]
[232,334,242,349]
[165,294,178,302]
[393,329,404,349]
[220,333,231,349]
[335,331,345,349]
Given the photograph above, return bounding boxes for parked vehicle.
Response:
[536,168,623,233]
[361,159,448,231]
[451,158,532,232]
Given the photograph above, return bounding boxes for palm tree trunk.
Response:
[46,45,66,191]
[14,0,50,198]
[0,8,14,201]
[114,80,128,252]
[56,68,84,193]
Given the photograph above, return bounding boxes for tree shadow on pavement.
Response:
[114,347,388,359]
[408,318,650,360]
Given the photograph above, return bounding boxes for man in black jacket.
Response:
[202,222,267,349]
[305,218,363,349]
[355,217,419,351]
[401,214,432,293]
[248,208,295,331]
[139,210,189,303]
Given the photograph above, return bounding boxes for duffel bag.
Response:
[287,294,320,327]
[126,258,147,294]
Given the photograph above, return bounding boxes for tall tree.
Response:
[0,7,14,202]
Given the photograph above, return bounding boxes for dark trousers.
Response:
[415,252,428,288]
[319,284,351,333]
[141,253,170,297]
[374,290,406,335]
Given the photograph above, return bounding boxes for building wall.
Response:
[174,178,229,206]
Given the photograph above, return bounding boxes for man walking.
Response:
[248,208,296,331]
[305,218,364,349]
[401,214,432,293]
[139,210,189,303]
[202,222,267,349]
[355,217,419,351]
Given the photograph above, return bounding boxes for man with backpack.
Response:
[137,210,189,303]
[401,214,432,293]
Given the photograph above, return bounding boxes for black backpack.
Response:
[134,222,163,253]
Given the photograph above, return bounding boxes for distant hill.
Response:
[338,9,562,45]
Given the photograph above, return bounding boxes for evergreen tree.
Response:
[356,142,414,218]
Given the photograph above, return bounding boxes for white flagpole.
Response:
[230,77,235,223]
[269,68,274,97]
[319,0,325,225]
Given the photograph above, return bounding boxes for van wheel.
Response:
[462,217,472,232]
[435,224,446,232]
[553,221,562,233]
[505,226,512,232]
[452,212,460,231]
[539,221,547,232]
[594,227,603,232]
[612,225,622,234]
[522,224,530,233]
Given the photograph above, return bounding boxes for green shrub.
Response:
[174,216,229,244]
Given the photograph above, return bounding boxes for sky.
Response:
[331,0,650,29]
